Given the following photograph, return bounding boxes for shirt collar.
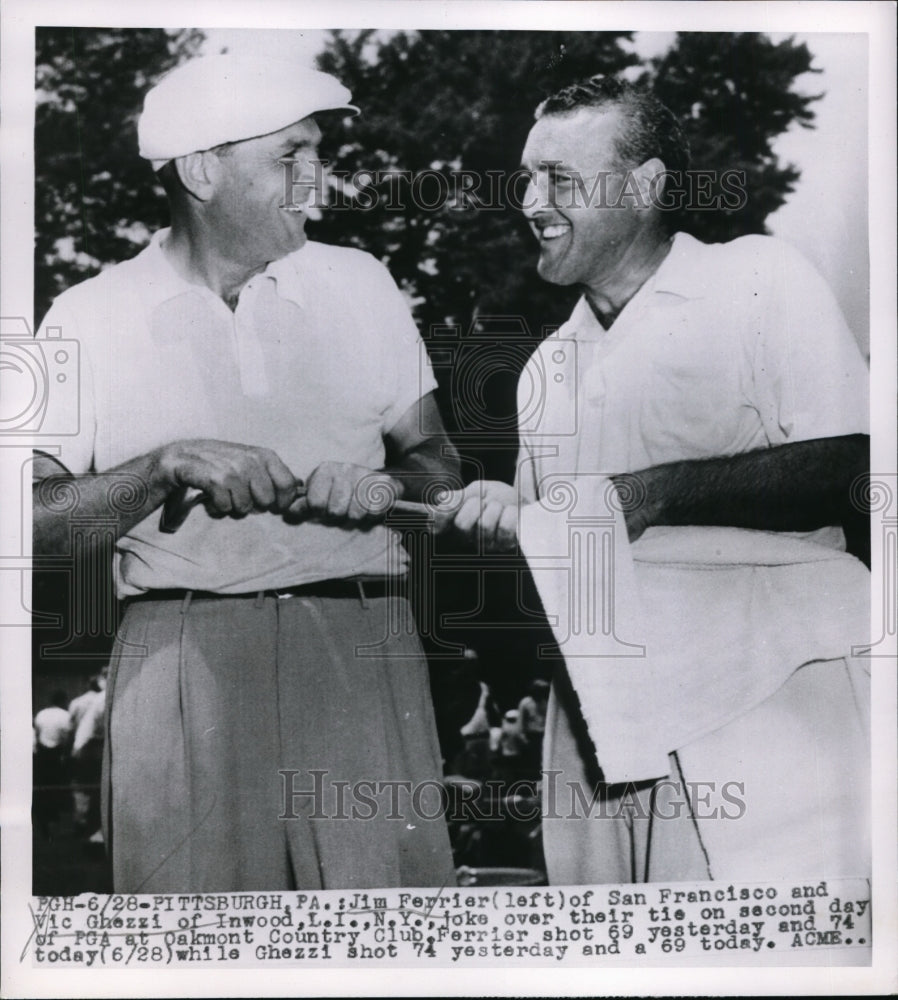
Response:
[559,231,709,341]
[141,228,305,308]
[142,229,207,305]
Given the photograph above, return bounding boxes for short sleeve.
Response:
[749,239,869,443]
[366,258,438,434]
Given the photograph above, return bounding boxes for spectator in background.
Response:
[33,690,72,835]
[518,678,550,775]
[492,708,528,786]
[69,672,107,837]
[453,678,501,781]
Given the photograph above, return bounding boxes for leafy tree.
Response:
[645,32,821,242]
[315,31,637,322]
[34,27,822,479]
[30,28,830,862]
[34,27,203,324]
[35,28,822,341]
[33,28,202,671]
[312,29,821,479]
[314,30,639,479]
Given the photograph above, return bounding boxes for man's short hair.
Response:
[535,74,691,176]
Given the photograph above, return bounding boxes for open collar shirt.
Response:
[517,232,869,511]
[43,231,437,596]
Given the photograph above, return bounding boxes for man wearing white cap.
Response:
[33,53,459,892]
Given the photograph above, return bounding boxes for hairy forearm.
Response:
[33,450,172,557]
[612,434,869,542]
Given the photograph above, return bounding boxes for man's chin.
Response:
[536,255,574,286]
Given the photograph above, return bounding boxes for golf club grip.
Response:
[159,484,434,534]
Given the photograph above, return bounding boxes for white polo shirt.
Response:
[517,232,869,499]
[42,232,437,596]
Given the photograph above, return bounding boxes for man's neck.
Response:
[583,228,674,329]
[162,220,267,310]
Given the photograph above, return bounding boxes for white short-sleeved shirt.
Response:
[41,232,437,596]
[517,232,869,502]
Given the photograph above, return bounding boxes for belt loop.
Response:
[254,591,266,609]
[356,580,369,610]
[180,590,193,615]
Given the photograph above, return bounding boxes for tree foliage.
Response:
[313,31,640,479]
[35,29,822,469]
[312,31,821,328]
[34,27,203,324]
[314,30,639,341]
[644,32,821,241]
[311,29,820,478]
[31,26,827,741]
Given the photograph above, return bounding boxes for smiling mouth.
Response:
[537,223,570,241]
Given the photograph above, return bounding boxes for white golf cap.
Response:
[138,53,358,169]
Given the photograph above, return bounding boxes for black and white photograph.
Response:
[2,1,896,996]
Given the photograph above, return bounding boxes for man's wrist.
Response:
[610,469,667,542]
[148,444,184,500]
[148,445,172,491]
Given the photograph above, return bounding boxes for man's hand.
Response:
[34,438,301,555]
[158,439,298,517]
[439,480,521,551]
[286,462,404,525]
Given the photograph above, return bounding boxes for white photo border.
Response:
[2,1,895,997]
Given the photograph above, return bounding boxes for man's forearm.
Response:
[384,437,462,502]
[33,450,172,557]
[613,434,869,551]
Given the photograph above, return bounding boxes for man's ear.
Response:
[173,150,222,201]
[632,156,668,210]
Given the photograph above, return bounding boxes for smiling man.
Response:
[33,53,459,892]
[521,103,680,322]
[449,75,870,884]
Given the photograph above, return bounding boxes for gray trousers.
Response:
[103,590,455,892]
[543,656,871,884]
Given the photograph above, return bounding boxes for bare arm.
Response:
[33,441,298,557]
[383,392,461,500]
[611,434,869,563]
[441,435,869,560]
[33,450,172,557]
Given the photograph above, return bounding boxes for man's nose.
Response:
[519,171,553,218]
